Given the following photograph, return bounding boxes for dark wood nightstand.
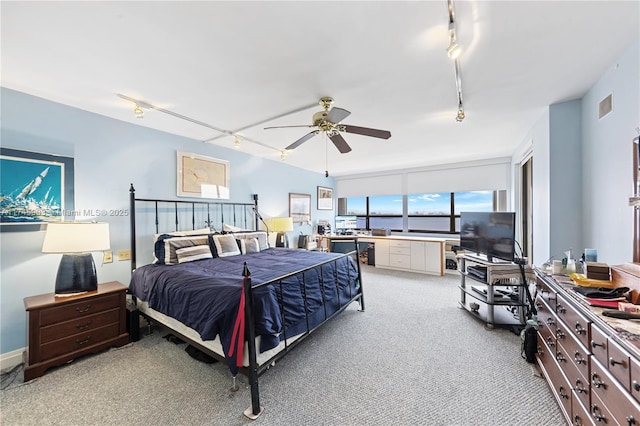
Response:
[23,281,129,381]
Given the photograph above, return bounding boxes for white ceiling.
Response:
[2,1,638,177]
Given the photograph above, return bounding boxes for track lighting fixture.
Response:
[234,137,241,148]
[134,105,144,119]
[280,151,287,161]
[447,0,466,122]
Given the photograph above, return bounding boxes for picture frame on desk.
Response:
[317,186,333,210]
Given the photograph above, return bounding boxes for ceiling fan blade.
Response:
[343,125,391,139]
[329,133,352,153]
[285,131,319,150]
[326,107,351,124]
[265,124,314,130]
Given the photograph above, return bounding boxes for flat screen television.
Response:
[335,215,357,234]
[459,212,516,263]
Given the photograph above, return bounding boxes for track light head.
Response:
[234,137,241,148]
[134,105,144,119]
[456,109,465,122]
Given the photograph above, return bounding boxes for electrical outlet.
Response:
[103,251,113,263]
[117,249,131,261]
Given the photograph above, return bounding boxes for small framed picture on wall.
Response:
[317,186,333,210]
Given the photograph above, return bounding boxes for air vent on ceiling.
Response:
[598,93,613,119]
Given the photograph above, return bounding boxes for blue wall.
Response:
[0,88,335,354]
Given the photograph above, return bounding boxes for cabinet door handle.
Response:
[75,320,92,330]
[75,304,92,313]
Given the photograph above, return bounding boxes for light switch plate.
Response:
[117,249,131,261]
[103,251,113,263]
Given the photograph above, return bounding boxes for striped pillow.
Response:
[176,245,213,263]
[238,237,260,254]
[212,234,241,257]
[157,235,211,265]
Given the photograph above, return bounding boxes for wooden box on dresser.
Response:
[23,281,129,381]
[534,265,640,425]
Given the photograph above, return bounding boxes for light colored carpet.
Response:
[0,265,563,426]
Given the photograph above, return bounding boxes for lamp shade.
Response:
[42,222,110,253]
[267,217,294,233]
[42,222,110,295]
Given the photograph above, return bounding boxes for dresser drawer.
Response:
[536,276,557,310]
[571,390,593,426]
[556,320,589,382]
[556,294,590,349]
[40,293,121,326]
[591,357,640,426]
[632,356,640,404]
[389,254,411,268]
[590,391,617,426]
[40,308,120,344]
[538,338,572,419]
[556,339,590,410]
[607,338,631,390]
[590,324,609,368]
[40,322,120,361]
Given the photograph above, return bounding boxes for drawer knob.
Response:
[556,330,565,339]
[633,380,640,392]
[546,337,555,347]
[575,379,588,394]
[591,373,606,389]
[558,386,569,399]
[626,416,636,425]
[556,352,566,363]
[546,318,555,326]
[75,320,92,330]
[575,322,586,335]
[75,304,92,313]
[591,340,605,349]
[557,304,566,314]
[591,405,606,423]
[609,357,626,368]
[75,336,92,346]
[535,302,543,310]
[573,414,585,426]
[574,351,586,365]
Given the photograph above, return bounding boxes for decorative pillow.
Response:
[232,231,269,251]
[212,234,241,257]
[238,238,261,254]
[176,245,213,263]
[156,235,211,265]
[152,227,210,263]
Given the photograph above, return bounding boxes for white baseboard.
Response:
[1,347,25,371]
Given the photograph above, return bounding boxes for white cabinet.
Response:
[424,241,444,275]
[364,237,444,276]
[410,241,426,271]
[373,239,389,267]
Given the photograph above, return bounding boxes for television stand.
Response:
[458,254,534,330]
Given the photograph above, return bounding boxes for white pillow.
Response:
[223,224,247,232]
[238,238,261,254]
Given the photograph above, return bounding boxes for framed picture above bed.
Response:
[317,186,333,210]
[289,193,311,223]
[0,148,74,231]
[177,151,230,199]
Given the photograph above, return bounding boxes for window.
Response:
[341,190,497,234]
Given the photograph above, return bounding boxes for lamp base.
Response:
[55,253,98,295]
[275,232,288,248]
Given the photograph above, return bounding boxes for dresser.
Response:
[534,266,640,425]
[23,281,129,381]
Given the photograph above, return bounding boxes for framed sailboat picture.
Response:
[0,148,74,231]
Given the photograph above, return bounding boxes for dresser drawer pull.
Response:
[591,340,605,349]
[574,351,586,365]
[546,337,555,347]
[573,414,585,426]
[535,302,543,311]
[556,352,566,363]
[537,345,544,357]
[75,304,92,313]
[591,405,607,423]
[75,321,92,330]
[575,322,587,335]
[557,304,566,314]
[558,386,569,399]
[75,336,92,346]
[575,379,588,394]
[556,330,565,340]
[546,318,555,326]
[609,357,626,368]
[626,415,636,425]
[633,380,640,392]
[591,373,606,389]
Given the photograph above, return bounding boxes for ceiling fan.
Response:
[264,97,391,154]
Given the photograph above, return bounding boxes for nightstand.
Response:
[23,281,129,381]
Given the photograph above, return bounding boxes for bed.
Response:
[127,185,364,419]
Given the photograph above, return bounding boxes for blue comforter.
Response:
[129,248,360,372]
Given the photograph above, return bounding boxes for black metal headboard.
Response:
[129,184,259,271]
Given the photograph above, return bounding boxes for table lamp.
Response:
[42,222,110,295]
[268,217,293,248]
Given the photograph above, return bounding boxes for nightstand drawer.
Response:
[40,293,121,326]
[40,322,120,361]
[40,308,120,344]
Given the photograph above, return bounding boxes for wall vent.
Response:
[598,93,613,119]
